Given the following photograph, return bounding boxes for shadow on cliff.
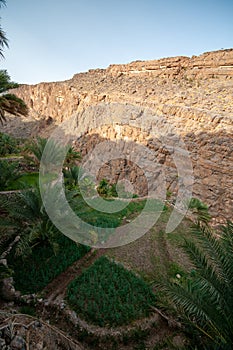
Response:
[1,114,55,139]
[73,128,232,222]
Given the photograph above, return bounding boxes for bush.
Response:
[66,256,156,327]
[0,160,20,190]
[97,178,115,197]
[97,179,137,198]
[0,132,20,156]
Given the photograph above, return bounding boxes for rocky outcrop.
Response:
[2,49,233,222]
[7,49,233,125]
[108,49,233,78]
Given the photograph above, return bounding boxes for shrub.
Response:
[0,132,20,156]
[97,178,112,197]
[97,178,137,198]
[0,160,19,190]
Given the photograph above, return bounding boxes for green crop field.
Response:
[66,256,156,327]
[9,235,90,294]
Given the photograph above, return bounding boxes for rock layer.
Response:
[2,49,233,222]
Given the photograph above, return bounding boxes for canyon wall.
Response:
[2,49,233,222]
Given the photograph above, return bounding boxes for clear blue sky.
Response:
[1,0,233,84]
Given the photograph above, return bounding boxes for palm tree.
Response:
[0,159,20,190]
[63,165,82,189]
[157,202,233,349]
[0,70,28,125]
[0,0,8,58]
[0,1,28,124]
[24,137,48,167]
[64,146,81,169]
[0,25,8,58]
[1,186,61,257]
[25,137,81,171]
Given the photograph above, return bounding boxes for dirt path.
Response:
[41,197,161,304]
[43,248,105,304]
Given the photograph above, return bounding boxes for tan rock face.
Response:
[74,123,232,222]
[2,49,233,222]
[108,49,233,78]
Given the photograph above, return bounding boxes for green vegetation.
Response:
[0,135,91,294]
[0,159,20,190]
[2,186,62,256]
[63,165,81,190]
[9,235,89,294]
[70,196,165,245]
[0,70,28,124]
[157,200,233,349]
[1,1,28,123]
[1,129,232,349]
[97,178,139,198]
[1,133,156,296]
[0,132,20,156]
[97,178,118,197]
[24,136,48,166]
[24,137,80,169]
[7,172,39,190]
[66,256,156,327]
[71,196,149,227]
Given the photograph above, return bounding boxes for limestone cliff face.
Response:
[107,49,233,77]
[8,49,233,125]
[3,49,233,222]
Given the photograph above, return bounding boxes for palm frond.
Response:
[0,94,28,116]
[188,198,211,225]
[0,70,18,92]
[188,225,233,289]
[157,219,233,348]
[0,25,8,58]
[14,233,31,257]
[0,1,6,8]
[3,191,41,223]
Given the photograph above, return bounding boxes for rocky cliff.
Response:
[2,49,233,222]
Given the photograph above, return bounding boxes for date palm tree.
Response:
[0,24,8,58]
[0,70,28,125]
[0,2,28,124]
[1,186,61,257]
[157,200,233,349]
[25,137,81,170]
